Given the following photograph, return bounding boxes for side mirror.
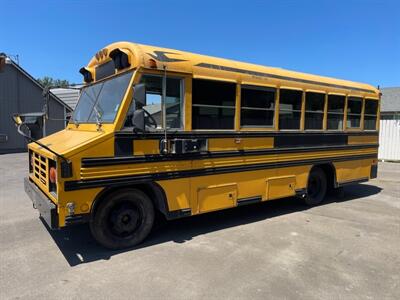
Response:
[12,114,22,126]
[133,83,146,107]
[132,109,145,133]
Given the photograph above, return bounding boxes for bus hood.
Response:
[29,129,108,158]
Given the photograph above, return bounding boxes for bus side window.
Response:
[279,89,302,130]
[192,79,236,129]
[364,99,378,130]
[347,97,362,128]
[305,92,325,130]
[327,95,345,130]
[241,86,275,127]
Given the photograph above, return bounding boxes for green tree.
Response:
[37,76,70,89]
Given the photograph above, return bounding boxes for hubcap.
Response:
[108,203,142,237]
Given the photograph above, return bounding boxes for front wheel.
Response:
[304,167,327,206]
[90,189,155,249]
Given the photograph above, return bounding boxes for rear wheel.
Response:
[90,189,154,249]
[304,167,327,206]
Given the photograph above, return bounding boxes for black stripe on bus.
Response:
[274,133,347,147]
[86,143,378,167]
[115,130,379,139]
[66,153,377,191]
[115,136,133,157]
[195,63,377,94]
[113,131,379,157]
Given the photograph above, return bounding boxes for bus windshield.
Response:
[72,71,133,124]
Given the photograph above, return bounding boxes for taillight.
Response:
[49,167,57,184]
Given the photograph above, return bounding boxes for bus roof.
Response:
[86,41,380,97]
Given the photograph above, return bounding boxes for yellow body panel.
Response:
[156,178,191,211]
[334,159,374,183]
[189,169,276,214]
[266,176,296,200]
[208,137,274,151]
[58,188,103,226]
[348,135,379,145]
[133,140,160,155]
[29,127,110,157]
[198,183,237,213]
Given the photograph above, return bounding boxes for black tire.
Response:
[90,189,154,249]
[304,167,327,206]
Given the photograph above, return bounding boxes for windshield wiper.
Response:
[92,104,103,126]
[69,115,78,126]
[80,83,105,126]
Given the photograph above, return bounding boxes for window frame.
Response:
[363,98,379,131]
[124,72,185,130]
[326,93,346,131]
[191,78,237,131]
[240,84,276,129]
[346,96,363,130]
[278,87,303,131]
[304,91,326,131]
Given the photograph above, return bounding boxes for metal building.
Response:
[51,86,81,110]
[0,54,72,154]
[379,87,400,161]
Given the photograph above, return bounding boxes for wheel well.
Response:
[311,163,337,191]
[90,182,169,218]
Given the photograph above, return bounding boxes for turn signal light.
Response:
[109,48,130,70]
[49,167,57,184]
[79,67,93,83]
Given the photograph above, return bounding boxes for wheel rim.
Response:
[108,202,144,238]
[308,174,322,198]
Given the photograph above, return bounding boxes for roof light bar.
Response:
[109,48,130,71]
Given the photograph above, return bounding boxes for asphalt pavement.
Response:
[0,153,399,299]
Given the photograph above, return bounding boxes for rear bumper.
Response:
[370,164,378,179]
[24,177,58,229]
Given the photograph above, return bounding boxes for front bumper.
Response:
[24,177,58,229]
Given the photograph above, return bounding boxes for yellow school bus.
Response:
[24,42,380,249]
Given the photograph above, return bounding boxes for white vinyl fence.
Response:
[378,116,400,161]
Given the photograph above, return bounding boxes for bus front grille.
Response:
[32,152,48,188]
